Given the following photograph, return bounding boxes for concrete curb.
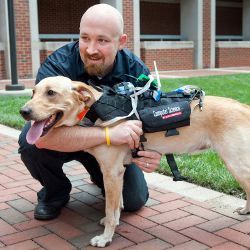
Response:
[0,89,33,96]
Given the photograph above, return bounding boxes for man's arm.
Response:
[35,120,143,152]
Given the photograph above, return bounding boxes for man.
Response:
[18,4,161,220]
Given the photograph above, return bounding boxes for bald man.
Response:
[18,4,161,220]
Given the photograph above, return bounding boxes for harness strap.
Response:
[166,154,187,181]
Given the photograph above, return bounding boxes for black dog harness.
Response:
[84,77,204,181]
[86,83,204,137]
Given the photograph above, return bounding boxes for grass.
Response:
[160,73,250,104]
[0,96,29,129]
[159,74,250,199]
[1,73,250,198]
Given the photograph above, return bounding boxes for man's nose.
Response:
[86,41,98,55]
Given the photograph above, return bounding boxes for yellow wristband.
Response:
[105,127,111,146]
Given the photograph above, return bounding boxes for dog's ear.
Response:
[79,90,91,102]
[71,81,94,104]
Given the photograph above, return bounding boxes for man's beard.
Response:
[84,62,105,77]
[83,54,106,77]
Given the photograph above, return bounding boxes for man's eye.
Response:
[47,90,56,96]
[99,39,108,44]
[81,36,89,42]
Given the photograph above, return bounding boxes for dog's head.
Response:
[20,76,99,144]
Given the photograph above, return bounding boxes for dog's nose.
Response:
[20,107,32,120]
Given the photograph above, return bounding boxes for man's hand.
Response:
[132,150,162,173]
[109,120,143,149]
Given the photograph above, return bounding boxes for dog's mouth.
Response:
[26,112,63,144]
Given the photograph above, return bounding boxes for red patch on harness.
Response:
[162,111,182,119]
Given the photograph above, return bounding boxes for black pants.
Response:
[18,123,149,211]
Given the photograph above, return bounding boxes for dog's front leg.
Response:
[90,162,125,247]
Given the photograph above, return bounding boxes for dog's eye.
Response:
[47,90,56,96]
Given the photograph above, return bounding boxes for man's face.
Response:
[79,16,124,77]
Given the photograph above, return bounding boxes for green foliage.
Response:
[157,74,250,198]
[161,74,250,104]
[0,96,30,129]
[159,151,244,199]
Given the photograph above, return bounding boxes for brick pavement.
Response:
[0,130,250,249]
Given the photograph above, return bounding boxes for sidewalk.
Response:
[0,124,250,250]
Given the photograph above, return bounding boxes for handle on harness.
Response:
[131,134,147,158]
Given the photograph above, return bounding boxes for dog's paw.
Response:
[234,207,250,215]
[90,235,111,248]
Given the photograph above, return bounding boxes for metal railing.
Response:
[39,34,245,42]
[39,34,79,41]
[140,34,183,41]
[216,35,243,41]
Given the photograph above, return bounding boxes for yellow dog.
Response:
[20,76,250,247]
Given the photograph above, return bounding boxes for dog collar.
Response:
[77,106,89,121]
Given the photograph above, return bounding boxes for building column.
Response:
[14,0,32,78]
[29,0,40,78]
[243,0,250,40]
[210,0,216,68]
[133,0,140,57]
[202,0,212,68]
[123,0,134,52]
[101,0,123,14]
[0,0,10,78]
[180,0,203,69]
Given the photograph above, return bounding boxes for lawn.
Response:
[159,73,250,199]
[0,96,28,130]
[1,73,250,198]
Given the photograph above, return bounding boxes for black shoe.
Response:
[34,196,70,220]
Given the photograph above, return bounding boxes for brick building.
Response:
[0,0,250,79]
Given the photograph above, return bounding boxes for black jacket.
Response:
[36,41,150,87]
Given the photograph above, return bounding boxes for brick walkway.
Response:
[0,130,250,249]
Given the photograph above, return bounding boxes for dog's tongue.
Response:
[26,120,46,144]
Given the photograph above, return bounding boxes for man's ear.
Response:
[118,34,127,50]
